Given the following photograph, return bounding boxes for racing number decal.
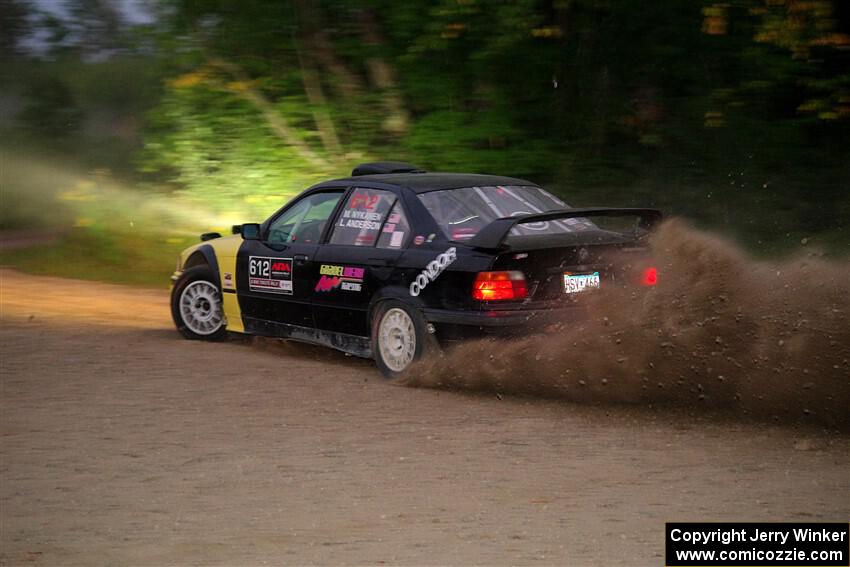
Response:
[249,256,293,294]
[349,192,379,210]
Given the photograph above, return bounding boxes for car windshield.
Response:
[418,185,596,241]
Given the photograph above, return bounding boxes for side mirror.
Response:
[241,223,261,240]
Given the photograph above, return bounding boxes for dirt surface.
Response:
[1,267,848,566]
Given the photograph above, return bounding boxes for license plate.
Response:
[564,272,600,294]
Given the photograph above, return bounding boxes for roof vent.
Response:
[351,161,425,176]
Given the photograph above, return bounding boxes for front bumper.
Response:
[169,270,182,290]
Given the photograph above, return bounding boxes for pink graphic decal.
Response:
[315,275,342,292]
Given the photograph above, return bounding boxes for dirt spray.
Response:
[403,220,850,428]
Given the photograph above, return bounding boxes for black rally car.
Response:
[171,162,661,377]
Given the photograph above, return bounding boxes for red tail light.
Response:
[640,267,658,286]
[472,271,528,301]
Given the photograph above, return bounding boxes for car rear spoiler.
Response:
[466,207,663,250]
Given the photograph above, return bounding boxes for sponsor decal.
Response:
[413,235,425,246]
[390,231,405,248]
[249,256,293,294]
[409,247,457,297]
[355,233,376,245]
[315,276,342,292]
[511,210,549,231]
[450,227,477,240]
[222,272,235,289]
[315,264,365,292]
[320,265,364,278]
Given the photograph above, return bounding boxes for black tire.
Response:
[371,299,438,379]
[171,266,227,341]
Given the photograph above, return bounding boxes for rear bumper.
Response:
[423,305,575,328]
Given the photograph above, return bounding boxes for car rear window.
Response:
[418,186,596,241]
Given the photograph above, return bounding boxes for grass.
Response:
[0,150,242,288]
[0,227,197,288]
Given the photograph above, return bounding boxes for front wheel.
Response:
[171,266,227,341]
[371,300,437,378]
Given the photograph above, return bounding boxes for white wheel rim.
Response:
[179,280,223,335]
[378,308,416,373]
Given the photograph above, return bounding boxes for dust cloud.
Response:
[403,220,850,428]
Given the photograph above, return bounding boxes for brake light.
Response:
[640,267,658,286]
[472,271,528,301]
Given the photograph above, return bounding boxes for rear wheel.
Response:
[372,300,436,378]
[171,266,227,340]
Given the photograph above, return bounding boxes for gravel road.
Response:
[1,268,847,566]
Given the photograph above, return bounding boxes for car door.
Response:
[312,187,411,337]
[237,189,346,334]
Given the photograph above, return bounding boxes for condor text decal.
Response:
[409,247,456,297]
[315,264,365,292]
[249,256,293,294]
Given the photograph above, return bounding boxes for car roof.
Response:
[317,172,539,194]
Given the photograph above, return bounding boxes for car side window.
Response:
[268,191,343,244]
[376,201,410,249]
[329,188,396,246]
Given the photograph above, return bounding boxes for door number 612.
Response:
[249,258,270,277]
